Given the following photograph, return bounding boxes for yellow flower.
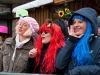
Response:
[58,10,64,17]
[65,8,71,14]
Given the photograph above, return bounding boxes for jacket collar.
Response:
[5,36,34,50]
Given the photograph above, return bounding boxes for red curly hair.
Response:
[34,22,65,74]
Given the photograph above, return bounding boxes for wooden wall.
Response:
[28,1,100,26]
[28,6,48,26]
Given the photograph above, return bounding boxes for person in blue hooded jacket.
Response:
[56,7,100,75]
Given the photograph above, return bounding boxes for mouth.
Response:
[75,29,80,32]
[74,28,81,32]
[42,37,45,39]
[19,29,23,32]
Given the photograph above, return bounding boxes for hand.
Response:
[29,48,37,58]
[68,25,84,38]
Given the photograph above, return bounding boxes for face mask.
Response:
[0,41,3,46]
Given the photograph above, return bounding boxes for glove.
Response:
[67,35,79,43]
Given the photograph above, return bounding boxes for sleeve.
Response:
[0,49,3,72]
[0,40,6,72]
[68,48,100,75]
[69,65,100,75]
[26,57,35,73]
[56,40,74,69]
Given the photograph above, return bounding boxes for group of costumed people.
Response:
[0,7,100,75]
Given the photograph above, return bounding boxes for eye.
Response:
[18,23,22,26]
[44,31,49,34]
[23,23,28,27]
[39,31,42,34]
[73,21,76,24]
[19,23,21,25]
[79,21,83,23]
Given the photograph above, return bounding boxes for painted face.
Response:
[73,18,86,36]
[98,26,100,36]
[17,20,30,35]
[41,31,52,44]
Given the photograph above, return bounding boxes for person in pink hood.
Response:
[0,17,39,73]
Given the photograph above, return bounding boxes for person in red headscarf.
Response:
[26,20,65,74]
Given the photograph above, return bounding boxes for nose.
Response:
[19,24,23,28]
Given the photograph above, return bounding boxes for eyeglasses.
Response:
[39,31,49,34]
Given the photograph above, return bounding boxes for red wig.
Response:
[34,22,65,74]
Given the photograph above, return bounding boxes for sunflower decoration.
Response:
[64,8,72,16]
[58,8,72,18]
[58,10,64,17]
[65,8,70,14]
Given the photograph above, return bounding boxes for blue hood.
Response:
[68,7,98,36]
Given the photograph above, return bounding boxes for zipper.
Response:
[16,53,22,65]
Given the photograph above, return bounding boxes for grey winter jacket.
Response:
[0,36,34,73]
